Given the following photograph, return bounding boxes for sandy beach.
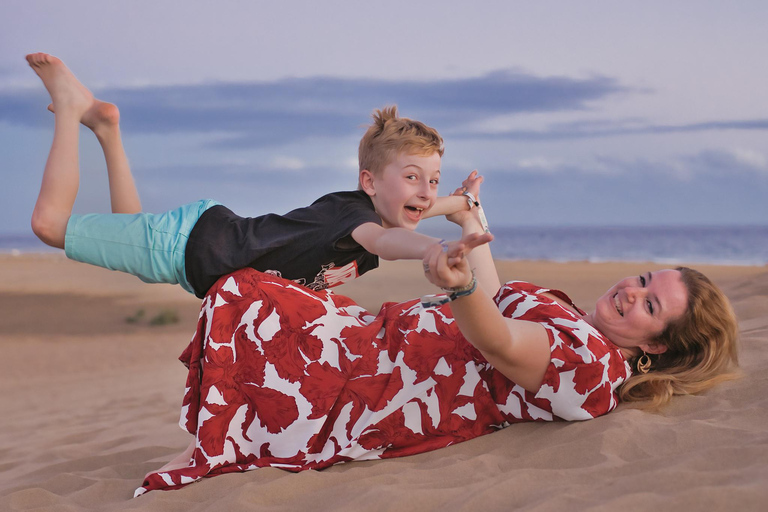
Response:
[1,253,766,511]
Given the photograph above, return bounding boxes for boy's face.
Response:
[361,151,441,230]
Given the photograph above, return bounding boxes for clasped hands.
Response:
[423,232,493,291]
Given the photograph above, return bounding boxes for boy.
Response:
[27,52,481,298]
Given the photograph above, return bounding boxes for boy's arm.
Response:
[423,195,469,219]
[352,222,485,262]
[423,170,483,219]
[351,223,441,261]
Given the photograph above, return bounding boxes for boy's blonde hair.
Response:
[358,106,444,179]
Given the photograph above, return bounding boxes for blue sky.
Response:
[1,0,767,235]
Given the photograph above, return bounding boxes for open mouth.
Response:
[404,206,425,221]
[613,293,624,317]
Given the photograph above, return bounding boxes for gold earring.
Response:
[636,351,652,374]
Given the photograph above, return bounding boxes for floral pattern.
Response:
[136,270,631,495]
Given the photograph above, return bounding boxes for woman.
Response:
[136,188,739,496]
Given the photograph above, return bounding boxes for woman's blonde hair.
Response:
[619,267,740,408]
[358,105,444,180]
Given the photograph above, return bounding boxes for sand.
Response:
[1,253,766,511]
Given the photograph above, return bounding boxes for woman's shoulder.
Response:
[496,280,573,298]
[494,280,625,362]
[497,280,541,296]
[491,283,632,420]
[494,280,581,317]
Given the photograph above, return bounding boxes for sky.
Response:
[1,0,767,236]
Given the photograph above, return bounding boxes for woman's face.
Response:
[586,269,689,355]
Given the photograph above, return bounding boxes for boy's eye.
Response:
[639,275,646,286]
[647,300,654,315]
[406,175,417,180]
[429,179,439,185]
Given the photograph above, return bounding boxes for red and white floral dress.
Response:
[137,269,631,495]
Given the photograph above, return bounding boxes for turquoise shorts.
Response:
[64,199,220,294]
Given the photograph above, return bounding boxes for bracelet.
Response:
[450,277,478,301]
[462,191,490,233]
[476,205,490,234]
[419,271,478,308]
[441,269,476,293]
[463,191,480,209]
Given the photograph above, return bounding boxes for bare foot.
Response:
[47,100,120,139]
[26,52,94,120]
[145,459,192,480]
[144,440,196,481]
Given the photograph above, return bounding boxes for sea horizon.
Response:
[2,225,767,267]
[421,224,768,267]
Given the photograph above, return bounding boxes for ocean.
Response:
[422,225,768,266]
[2,226,767,266]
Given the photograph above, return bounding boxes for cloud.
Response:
[473,159,768,226]
[269,156,306,171]
[0,69,626,148]
[131,160,359,219]
[475,148,768,181]
[6,68,766,149]
[684,148,768,176]
[455,117,768,141]
[731,148,768,171]
[132,161,339,181]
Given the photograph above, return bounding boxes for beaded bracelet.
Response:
[420,271,478,308]
[445,273,478,301]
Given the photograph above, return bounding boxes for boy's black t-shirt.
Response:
[184,191,382,298]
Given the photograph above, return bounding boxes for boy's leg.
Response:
[65,200,218,294]
[96,112,142,214]
[49,100,142,214]
[39,55,142,216]
[27,54,214,294]
[27,52,93,249]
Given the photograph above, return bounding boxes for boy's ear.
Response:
[359,169,376,197]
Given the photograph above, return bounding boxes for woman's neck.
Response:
[580,311,639,361]
[543,292,640,360]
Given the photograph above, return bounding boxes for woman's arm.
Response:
[423,241,551,392]
[456,211,501,298]
[443,171,501,297]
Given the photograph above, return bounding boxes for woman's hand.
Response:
[461,169,483,200]
[422,232,493,290]
[423,232,549,393]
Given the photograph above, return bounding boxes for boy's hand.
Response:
[422,232,493,290]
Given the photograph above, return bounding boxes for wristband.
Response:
[462,191,490,233]
[463,191,480,209]
[420,271,478,308]
[475,205,490,234]
[445,274,477,301]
